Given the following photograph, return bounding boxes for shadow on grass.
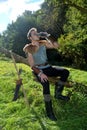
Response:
[53,91,87,130]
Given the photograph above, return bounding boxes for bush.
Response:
[58,31,87,69]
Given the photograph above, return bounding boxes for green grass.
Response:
[0,57,87,130]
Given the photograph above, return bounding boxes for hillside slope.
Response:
[0,57,87,130]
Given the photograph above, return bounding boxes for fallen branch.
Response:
[0,47,29,65]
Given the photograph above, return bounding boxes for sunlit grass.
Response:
[0,57,87,130]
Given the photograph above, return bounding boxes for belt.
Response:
[35,62,48,67]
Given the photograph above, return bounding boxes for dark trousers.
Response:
[36,66,69,95]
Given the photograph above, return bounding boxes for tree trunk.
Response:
[0,47,29,66]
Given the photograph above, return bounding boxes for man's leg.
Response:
[41,80,57,121]
[54,68,70,101]
[42,66,70,101]
[35,75,57,121]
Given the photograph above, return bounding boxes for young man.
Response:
[23,28,70,121]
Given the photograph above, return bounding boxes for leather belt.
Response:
[35,62,48,67]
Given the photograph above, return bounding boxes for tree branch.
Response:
[53,1,87,14]
[0,47,29,66]
[64,0,87,13]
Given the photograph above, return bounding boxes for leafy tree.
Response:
[0,0,87,69]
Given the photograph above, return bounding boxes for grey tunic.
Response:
[32,45,50,69]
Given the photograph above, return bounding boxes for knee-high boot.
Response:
[54,81,70,101]
[45,100,57,121]
[44,94,57,121]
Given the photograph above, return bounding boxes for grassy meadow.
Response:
[0,56,87,130]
